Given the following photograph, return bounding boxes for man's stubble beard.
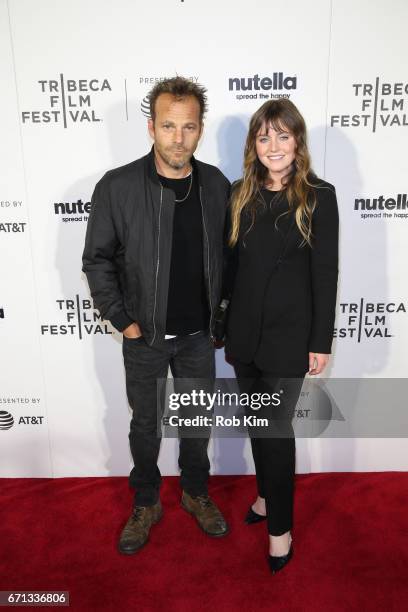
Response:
[157,145,192,171]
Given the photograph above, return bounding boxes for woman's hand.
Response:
[308,352,329,375]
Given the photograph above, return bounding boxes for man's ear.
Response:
[148,118,155,140]
[199,121,204,139]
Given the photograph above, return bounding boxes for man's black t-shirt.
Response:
[158,168,209,335]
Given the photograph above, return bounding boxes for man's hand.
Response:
[308,352,329,375]
[123,322,143,339]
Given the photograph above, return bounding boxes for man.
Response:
[82,76,230,554]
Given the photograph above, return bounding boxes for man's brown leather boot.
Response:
[181,491,229,537]
[118,500,163,554]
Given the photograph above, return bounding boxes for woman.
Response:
[224,99,339,574]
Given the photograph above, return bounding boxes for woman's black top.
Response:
[224,179,339,376]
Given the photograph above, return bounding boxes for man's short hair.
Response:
[148,76,208,123]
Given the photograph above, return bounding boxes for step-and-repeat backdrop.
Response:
[1,0,407,477]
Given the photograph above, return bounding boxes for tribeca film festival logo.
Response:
[228,73,297,102]
[41,295,112,339]
[354,193,408,221]
[54,199,91,224]
[136,75,200,119]
[21,75,112,128]
[331,78,408,131]
[334,299,406,341]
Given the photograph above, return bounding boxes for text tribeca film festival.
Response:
[37,295,407,342]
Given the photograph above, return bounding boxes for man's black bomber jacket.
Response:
[82,147,230,346]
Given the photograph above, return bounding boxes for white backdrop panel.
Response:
[1,0,406,476]
[0,0,51,477]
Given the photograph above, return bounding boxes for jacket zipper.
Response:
[150,185,163,345]
[199,186,214,340]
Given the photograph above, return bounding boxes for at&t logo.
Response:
[0,411,14,430]
[0,412,45,430]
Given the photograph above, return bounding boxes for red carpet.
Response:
[0,473,406,611]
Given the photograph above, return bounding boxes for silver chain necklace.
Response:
[174,171,193,203]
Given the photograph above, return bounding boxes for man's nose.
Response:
[174,128,183,144]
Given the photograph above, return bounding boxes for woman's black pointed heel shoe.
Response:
[244,506,267,524]
[268,543,294,574]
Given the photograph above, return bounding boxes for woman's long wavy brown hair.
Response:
[229,99,320,247]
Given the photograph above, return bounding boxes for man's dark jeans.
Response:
[122,331,215,507]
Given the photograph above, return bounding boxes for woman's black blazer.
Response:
[224,178,339,375]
